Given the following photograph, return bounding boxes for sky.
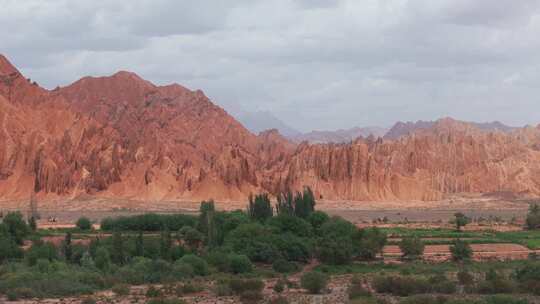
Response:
[1,0,540,132]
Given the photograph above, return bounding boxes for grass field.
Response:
[381,227,540,249]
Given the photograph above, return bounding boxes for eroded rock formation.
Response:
[1,54,540,205]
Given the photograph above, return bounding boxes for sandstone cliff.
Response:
[1,55,540,205]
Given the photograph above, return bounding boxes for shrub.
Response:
[76,217,92,230]
[272,259,298,273]
[399,236,425,260]
[300,271,328,294]
[7,287,36,300]
[26,242,58,266]
[229,278,264,295]
[181,282,204,294]
[457,269,474,285]
[399,295,447,304]
[348,281,371,299]
[112,283,130,296]
[476,276,516,294]
[81,297,97,304]
[372,276,430,297]
[229,254,252,274]
[239,290,263,304]
[95,247,111,271]
[146,286,161,298]
[214,282,233,296]
[206,249,231,272]
[450,239,472,261]
[453,212,471,231]
[273,279,285,293]
[484,295,529,304]
[178,254,208,276]
[432,280,457,294]
[526,203,540,230]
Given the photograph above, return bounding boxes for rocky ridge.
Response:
[1,55,540,206]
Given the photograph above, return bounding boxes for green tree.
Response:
[213,210,250,246]
[63,232,73,262]
[247,193,273,222]
[0,236,23,262]
[294,187,316,219]
[95,247,111,271]
[226,223,279,263]
[178,226,204,251]
[317,217,357,264]
[267,214,313,237]
[228,254,253,274]
[276,191,295,216]
[198,200,217,247]
[450,239,473,261]
[160,228,172,260]
[28,216,37,232]
[399,236,425,260]
[111,230,125,265]
[3,212,29,244]
[301,271,328,294]
[135,230,144,257]
[307,211,330,233]
[355,227,387,260]
[453,212,471,231]
[26,241,58,266]
[76,217,92,230]
[178,254,209,276]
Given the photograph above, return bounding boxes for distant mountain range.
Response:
[236,111,301,138]
[290,126,388,143]
[237,111,516,144]
[384,119,517,140]
[236,111,387,143]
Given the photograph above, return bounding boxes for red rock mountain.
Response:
[1,55,540,206]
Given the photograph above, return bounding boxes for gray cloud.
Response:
[1,0,540,131]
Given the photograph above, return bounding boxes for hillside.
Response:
[1,55,540,207]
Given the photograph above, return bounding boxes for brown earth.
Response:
[2,54,540,209]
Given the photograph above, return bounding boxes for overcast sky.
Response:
[2,0,540,132]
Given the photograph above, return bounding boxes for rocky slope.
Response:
[276,119,540,201]
[1,55,540,206]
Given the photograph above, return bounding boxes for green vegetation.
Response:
[527,203,540,230]
[300,271,328,294]
[76,217,92,230]
[3,193,540,303]
[450,239,473,261]
[453,212,471,231]
[399,236,425,260]
[100,213,197,231]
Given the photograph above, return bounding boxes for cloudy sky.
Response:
[2,0,540,132]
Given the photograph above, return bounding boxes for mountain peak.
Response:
[0,54,20,75]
